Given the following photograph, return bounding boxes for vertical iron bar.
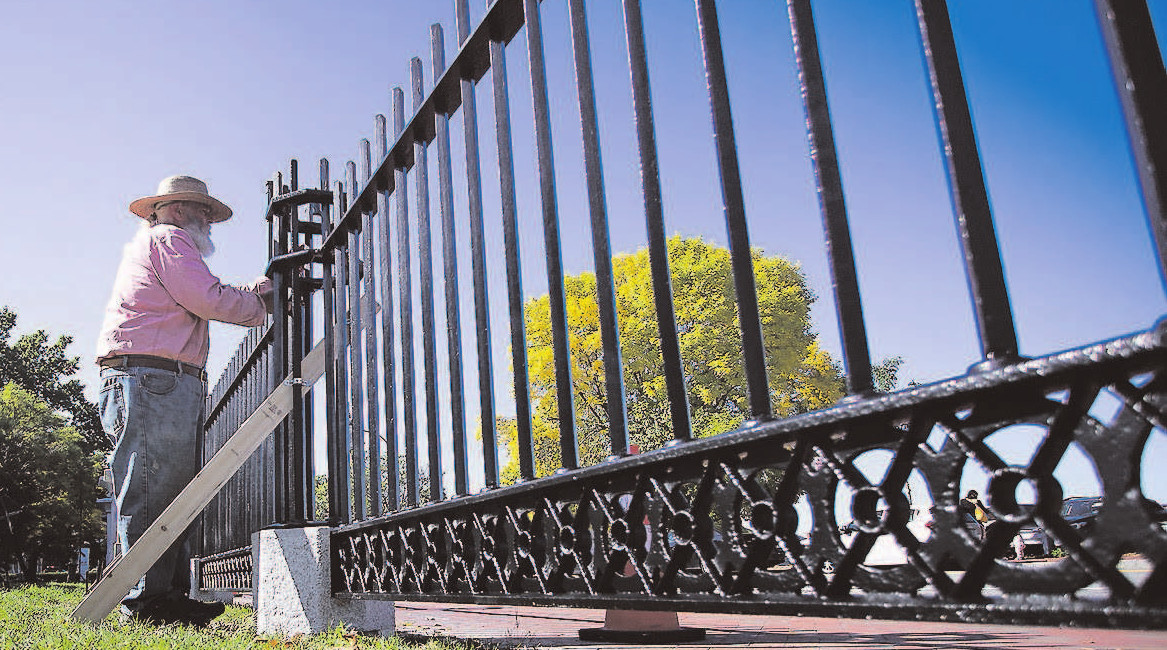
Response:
[213,364,222,552]
[200,406,208,553]
[239,352,248,539]
[413,56,445,501]
[220,360,230,549]
[490,18,535,481]
[261,339,272,526]
[260,340,268,527]
[914,0,1019,366]
[266,341,277,525]
[217,385,222,548]
[238,347,247,539]
[787,0,874,395]
[236,347,246,539]
[238,336,247,534]
[257,331,264,529]
[346,161,367,521]
[238,348,247,538]
[376,114,400,512]
[232,352,241,543]
[258,329,267,527]
[524,0,579,470]
[360,139,383,516]
[224,350,231,548]
[1094,0,1167,288]
[274,174,288,525]
[237,340,246,540]
[251,339,259,533]
[221,372,229,549]
[395,88,420,507]
[236,352,246,539]
[271,179,290,522]
[213,388,220,552]
[299,247,315,520]
[297,162,316,521]
[238,349,247,540]
[621,0,692,442]
[288,160,308,523]
[568,0,628,458]
[321,160,348,524]
[253,333,262,529]
[333,178,354,524]
[694,0,772,420]
[433,24,470,496]
[266,180,275,261]
[263,179,276,529]
[234,344,242,538]
[457,0,499,488]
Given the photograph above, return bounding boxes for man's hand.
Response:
[251,276,275,313]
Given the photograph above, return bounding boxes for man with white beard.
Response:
[95,175,272,625]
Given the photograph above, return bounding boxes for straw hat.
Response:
[129,175,233,223]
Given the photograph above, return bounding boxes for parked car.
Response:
[1060,496,1103,533]
[1148,500,1167,531]
[837,507,932,566]
[1004,496,1101,558]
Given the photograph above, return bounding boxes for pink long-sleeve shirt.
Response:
[96,225,267,369]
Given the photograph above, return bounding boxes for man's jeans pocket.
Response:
[99,382,125,444]
[139,371,179,396]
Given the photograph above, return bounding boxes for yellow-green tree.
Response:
[499,236,849,481]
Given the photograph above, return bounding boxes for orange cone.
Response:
[578,445,706,643]
[578,608,706,643]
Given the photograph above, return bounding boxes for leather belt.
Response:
[99,355,207,382]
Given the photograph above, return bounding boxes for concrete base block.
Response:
[191,585,239,605]
[255,526,394,637]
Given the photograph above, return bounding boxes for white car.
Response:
[839,507,933,566]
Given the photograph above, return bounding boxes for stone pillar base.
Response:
[255,526,394,637]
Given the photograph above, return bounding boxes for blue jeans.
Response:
[100,366,204,612]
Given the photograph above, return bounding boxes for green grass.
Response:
[0,583,465,649]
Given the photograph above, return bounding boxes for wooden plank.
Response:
[71,338,326,623]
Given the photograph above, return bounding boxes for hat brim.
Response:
[129,191,233,223]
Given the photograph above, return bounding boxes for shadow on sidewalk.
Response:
[394,603,1164,648]
[402,629,1048,649]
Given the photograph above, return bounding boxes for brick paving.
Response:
[394,601,1167,649]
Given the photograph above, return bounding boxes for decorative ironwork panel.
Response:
[197,546,253,592]
[333,328,1167,628]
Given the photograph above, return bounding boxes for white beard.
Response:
[183,220,216,258]
[142,214,215,257]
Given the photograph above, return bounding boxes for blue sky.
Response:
[2,1,1165,508]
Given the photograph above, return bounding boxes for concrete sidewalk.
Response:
[394,601,1167,649]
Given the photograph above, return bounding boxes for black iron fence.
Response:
[196,0,1167,629]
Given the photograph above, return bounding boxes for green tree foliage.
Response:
[498,237,852,481]
[0,307,105,452]
[314,474,329,523]
[872,355,904,393]
[0,384,104,580]
[314,457,433,522]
